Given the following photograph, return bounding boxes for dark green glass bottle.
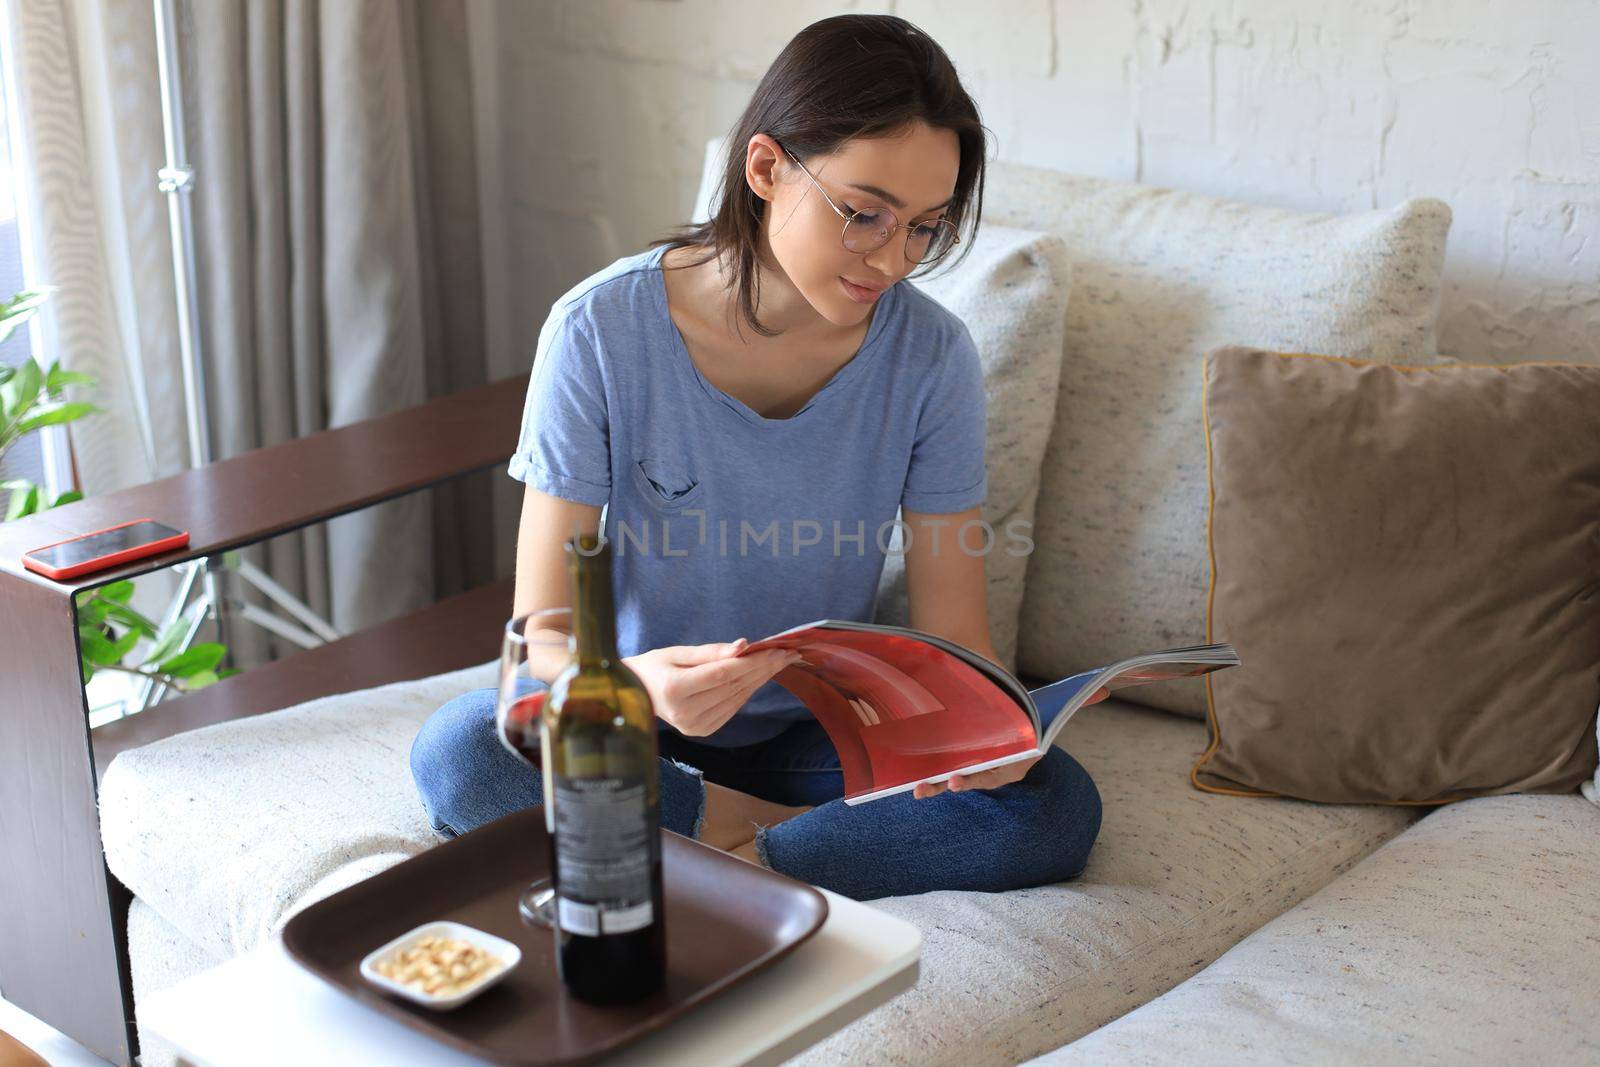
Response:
[544,533,666,1003]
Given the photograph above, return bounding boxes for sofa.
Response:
[99,146,1600,1066]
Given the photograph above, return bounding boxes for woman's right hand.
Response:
[624,639,804,738]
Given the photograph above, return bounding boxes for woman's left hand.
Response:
[911,684,1110,800]
[913,754,1041,799]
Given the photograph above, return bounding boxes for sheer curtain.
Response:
[7,0,505,670]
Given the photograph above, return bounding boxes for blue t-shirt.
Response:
[509,243,987,747]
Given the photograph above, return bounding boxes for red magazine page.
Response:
[743,626,1038,802]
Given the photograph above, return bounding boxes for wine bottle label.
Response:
[552,773,655,936]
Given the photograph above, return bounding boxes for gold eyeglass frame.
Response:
[779,143,961,266]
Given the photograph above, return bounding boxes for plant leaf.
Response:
[156,642,227,677]
[107,626,141,662]
[44,366,94,394]
[13,401,100,436]
[76,594,112,629]
[103,600,159,636]
[0,358,42,420]
[141,607,200,667]
[0,287,55,346]
[183,669,220,690]
[79,626,123,666]
[96,580,135,603]
[5,483,38,521]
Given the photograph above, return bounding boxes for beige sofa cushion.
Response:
[871,224,1072,672]
[981,164,1453,717]
[1028,794,1600,1066]
[791,703,1415,1066]
[103,662,1414,1066]
[99,662,492,960]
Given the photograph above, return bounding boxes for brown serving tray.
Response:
[281,806,829,1066]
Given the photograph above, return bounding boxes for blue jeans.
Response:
[410,683,1102,901]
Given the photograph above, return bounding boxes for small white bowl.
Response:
[359,921,522,1011]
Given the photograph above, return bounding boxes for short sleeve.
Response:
[507,310,612,507]
[900,323,988,513]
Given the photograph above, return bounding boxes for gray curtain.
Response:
[12,0,501,672]
[179,0,495,666]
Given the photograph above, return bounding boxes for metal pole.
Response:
[149,0,229,686]
[151,0,210,471]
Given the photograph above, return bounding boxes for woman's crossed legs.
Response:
[410,684,1101,901]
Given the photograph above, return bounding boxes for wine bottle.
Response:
[543,532,666,1003]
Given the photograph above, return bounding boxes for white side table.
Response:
[141,886,921,1067]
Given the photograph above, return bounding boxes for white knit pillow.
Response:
[869,225,1072,674]
[981,162,1453,716]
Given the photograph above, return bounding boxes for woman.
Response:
[411,13,1101,901]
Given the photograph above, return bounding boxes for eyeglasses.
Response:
[780,144,961,266]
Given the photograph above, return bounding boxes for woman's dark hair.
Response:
[650,14,990,338]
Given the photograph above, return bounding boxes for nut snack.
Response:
[373,934,503,998]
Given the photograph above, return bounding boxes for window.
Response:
[0,42,43,492]
[0,39,129,724]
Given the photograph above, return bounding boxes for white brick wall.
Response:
[475,0,1598,368]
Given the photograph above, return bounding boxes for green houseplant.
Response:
[1,287,237,694]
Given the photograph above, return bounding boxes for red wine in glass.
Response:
[495,608,574,929]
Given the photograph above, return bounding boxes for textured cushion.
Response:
[1196,347,1600,803]
[870,224,1071,672]
[789,703,1415,1066]
[1026,795,1600,1066]
[105,662,1412,1066]
[99,659,499,958]
[984,164,1452,718]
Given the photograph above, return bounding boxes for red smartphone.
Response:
[21,518,190,581]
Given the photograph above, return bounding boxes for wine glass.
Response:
[496,607,575,928]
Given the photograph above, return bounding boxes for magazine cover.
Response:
[742,620,1239,804]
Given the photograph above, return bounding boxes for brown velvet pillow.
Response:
[1193,346,1600,804]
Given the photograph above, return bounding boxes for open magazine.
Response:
[740,620,1240,805]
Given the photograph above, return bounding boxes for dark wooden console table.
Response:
[0,372,528,1064]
